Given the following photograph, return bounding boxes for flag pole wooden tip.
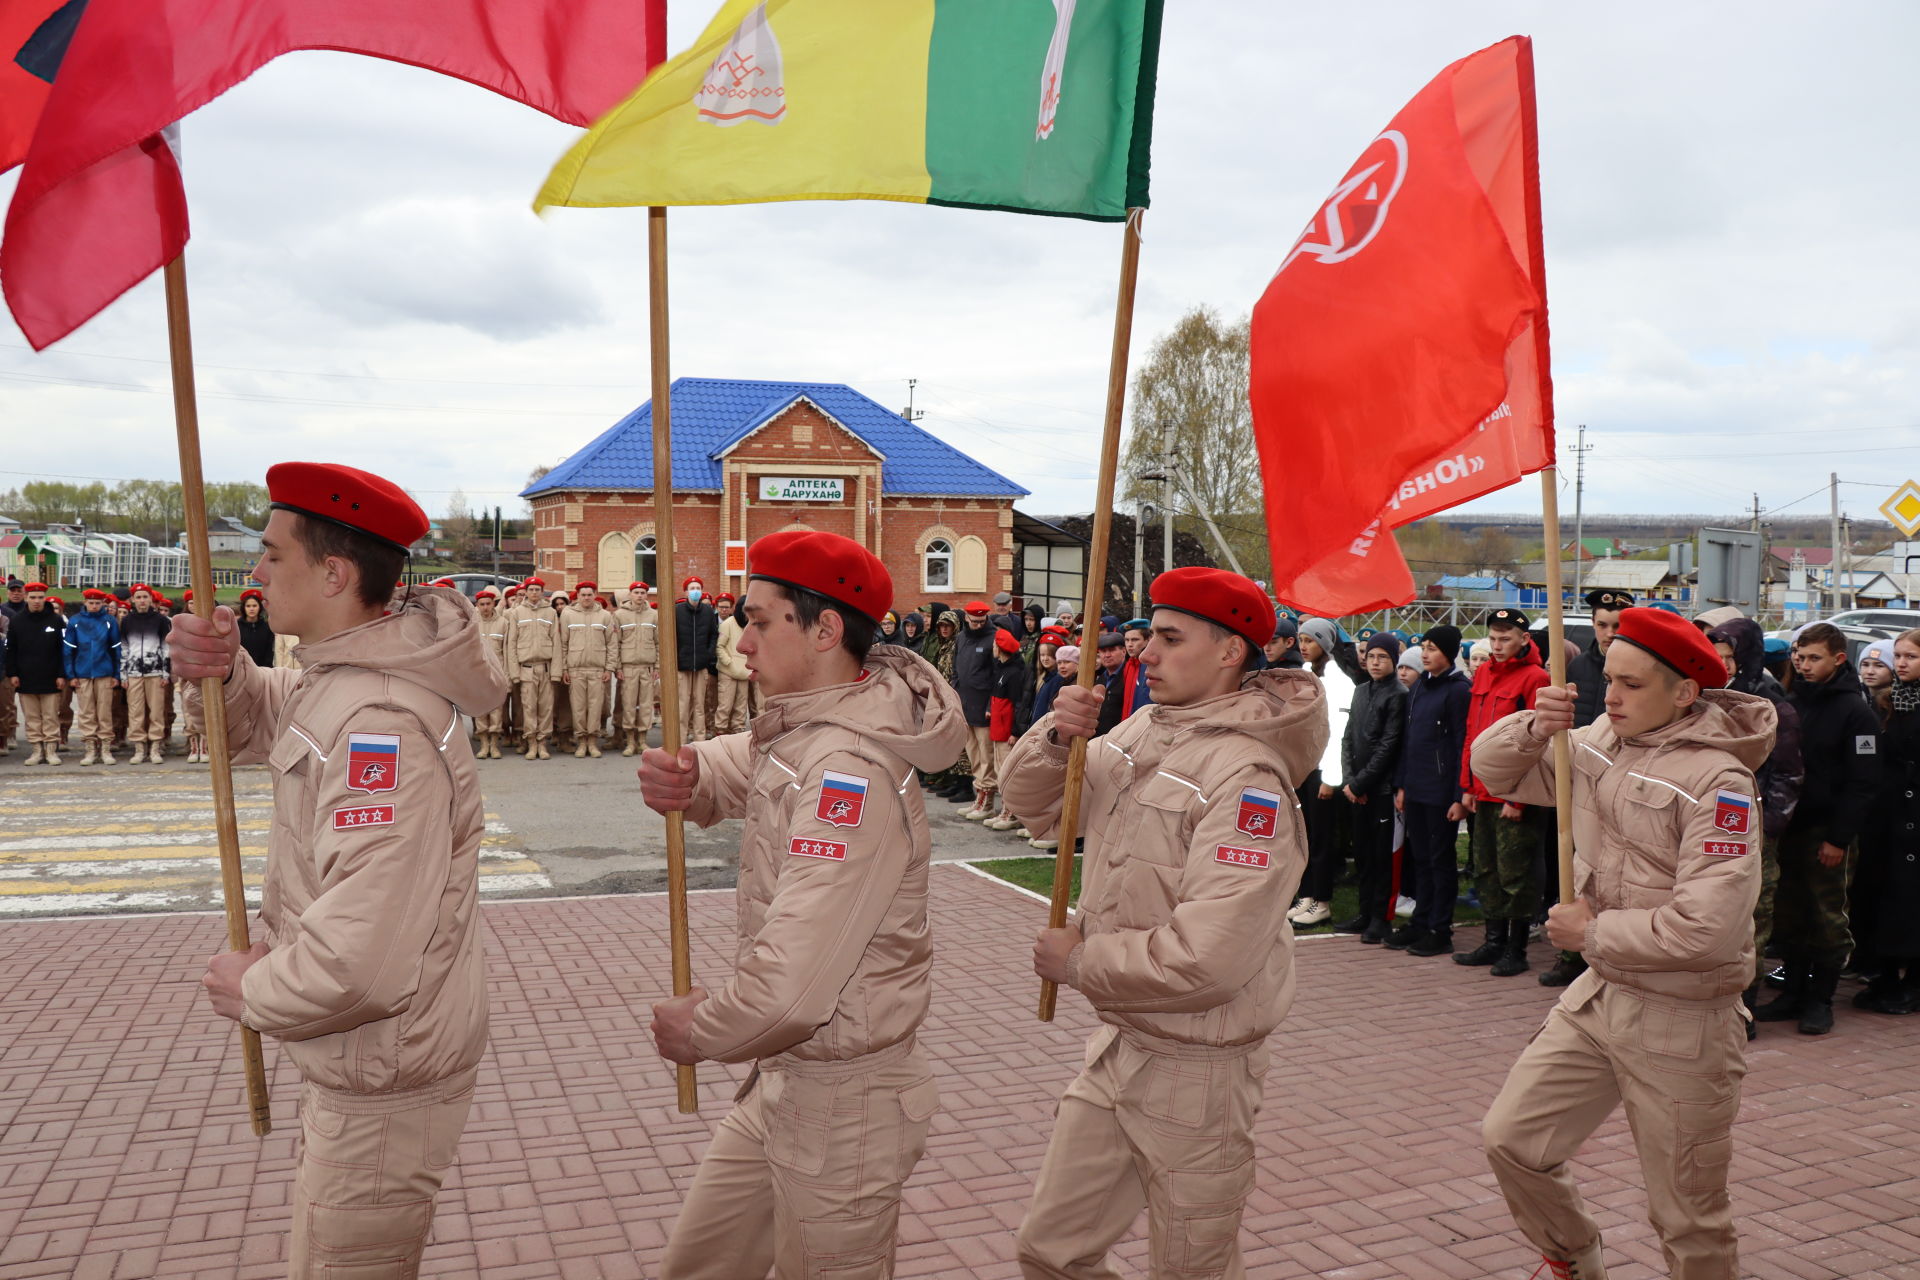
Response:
[1039,208,1145,1022]
[647,206,699,1114]
[164,254,273,1136]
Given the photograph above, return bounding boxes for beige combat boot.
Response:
[101,741,120,765]
[622,730,637,757]
[44,744,62,765]
[1541,1241,1608,1280]
[24,744,44,766]
[81,742,100,766]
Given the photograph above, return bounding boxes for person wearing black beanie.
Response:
[1424,624,1463,667]
[1392,630,1474,955]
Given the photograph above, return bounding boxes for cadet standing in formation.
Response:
[505,576,556,758]
[1473,608,1772,1280]
[1005,567,1325,1280]
[639,530,966,1280]
[560,579,614,757]
[614,581,658,755]
[472,588,510,758]
[179,461,508,1278]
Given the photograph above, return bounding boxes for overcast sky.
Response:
[3,2,1917,534]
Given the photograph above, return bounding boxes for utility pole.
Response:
[1160,422,1174,597]
[1570,424,1591,607]
[1830,472,1841,613]
[900,378,925,423]
[1132,501,1150,617]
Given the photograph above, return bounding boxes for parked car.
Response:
[1529,613,1595,655]
[414,572,518,599]
[1822,608,1920,636]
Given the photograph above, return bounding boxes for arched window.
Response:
[923,538,953,590]
[635,535,658,587]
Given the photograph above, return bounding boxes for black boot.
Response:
[1799,964,1840,1035]
[1360,919,1390,945]
[1491,920,1531,977]
[1408,929,1453,957]
[1385,924,1421,950]
[1754,960,1808,1022]
[1332,915,1369,935]
[1852,971,1918,1015]
[1538,952,1588,988]
[1454,919,1507,966]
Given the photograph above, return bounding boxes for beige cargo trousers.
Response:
[1483,972,1747,1279]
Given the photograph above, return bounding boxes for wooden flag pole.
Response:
[1040,208,1145,1022]
[1538,468,1575,903]
[163,254,273,1136]
[647,206,699,1113]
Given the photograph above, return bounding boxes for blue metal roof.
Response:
[1436,574,1513,590]
[522,378,1029,499]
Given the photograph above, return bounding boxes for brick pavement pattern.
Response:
[2,866,1917,1279]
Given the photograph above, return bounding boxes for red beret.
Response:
[267,462,428,553]
[748,530,892,623]
[130,582,152,596]
[682,576,704,592]
[964,600,990,616]
[23,581,47,591]
[994,628,1021,654]
[630,581,648,592]
[82,587,110,600]
[523,576,545,588]
[576,580,596,592]
[1150,567,1276,651]
[1613,607,1728,688]
[474,588,497,600]
[182,589,193,603]
[430,577,456,588]
[239,588,263,602]
[714,592,735,604]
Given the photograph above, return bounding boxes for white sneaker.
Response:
[1028,837,1059,850]
[985,814,1020,831]
[1395,895,1418,917]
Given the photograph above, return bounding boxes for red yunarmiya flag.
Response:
[1250,35,1554,616]
[2,0,668,350]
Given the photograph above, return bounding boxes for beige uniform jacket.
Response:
[1471,690,1775,1004]
[476,612,509,675]
[198,588,510,1092]
[1001,669,1327,1048]
[504,602,555,676]
[682,646,967,1065]
[716,616,750,682]
[616,602,658,665]
[559,601,613,676]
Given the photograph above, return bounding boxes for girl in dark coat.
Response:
[236,590,277,669]
[1855,628,1920,1013]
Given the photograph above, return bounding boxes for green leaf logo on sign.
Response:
[764,481,781,499]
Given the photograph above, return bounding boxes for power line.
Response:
[0,369,621,418]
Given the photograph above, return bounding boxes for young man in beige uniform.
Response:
[179,461,507,1278]
[1005,567,1327,1280]
[640,529,966,1280]
[614,581,658,755]
[714,590,754,735]
[559,580,614,757]
[1472,607,1773,1280]
[504,576,556,758]
[472,588,510,759]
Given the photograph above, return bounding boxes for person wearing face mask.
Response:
[1472,607,1774,1280]
[675,576,720,744]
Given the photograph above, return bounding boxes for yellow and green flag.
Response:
[535,0,1164,222]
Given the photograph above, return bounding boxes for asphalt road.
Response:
[0,726,1041,917]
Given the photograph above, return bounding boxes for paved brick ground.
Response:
[2,866,1917,1279]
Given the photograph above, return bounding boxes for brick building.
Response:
[522,378,1038,615]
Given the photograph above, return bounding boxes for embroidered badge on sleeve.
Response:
[815,770,869,827]
[346,733,401,793]
[1214,844,1271,870]
[1702,840,1749,858]
[1713,789,1752,836]
[1235,787,1283,839]
[789,837,848,861]
[332,805,396,830]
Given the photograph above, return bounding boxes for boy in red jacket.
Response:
[1455,608,1551,976]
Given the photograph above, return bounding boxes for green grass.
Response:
[970,832,1484,931]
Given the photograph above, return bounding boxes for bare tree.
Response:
[1121,306,1266,578]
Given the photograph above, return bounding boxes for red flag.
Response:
[1,1,77,174]
[1250,35,1553,616]
[2,0,668,350]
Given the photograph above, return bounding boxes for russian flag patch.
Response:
[1235,788,1283,840]
[815,770,869,828]
[1713,789,1751,836]
[346,733,401,793]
